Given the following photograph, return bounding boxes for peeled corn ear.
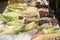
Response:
[25,22,36,31]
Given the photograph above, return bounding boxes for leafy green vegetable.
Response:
[4,12,20,18]
[0,14,7,22]
[43,24,56,34]
[7,20,24,26]
[14,4,24,8]
[15,20,24,23]
[13,24,25,34]
[8,8,20,12]
[34,18,40,22]
[3,12,21,22]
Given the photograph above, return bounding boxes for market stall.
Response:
[0,0,60,40]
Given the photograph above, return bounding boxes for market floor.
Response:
[0,2,8,13]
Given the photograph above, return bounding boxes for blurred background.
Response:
[0,0,8,13]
